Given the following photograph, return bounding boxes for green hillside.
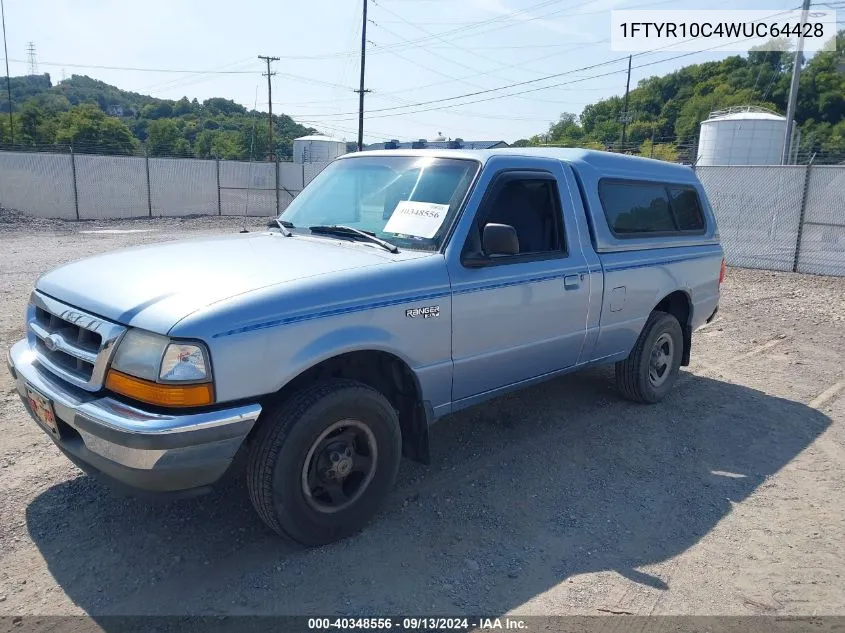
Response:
[517,31,845,164]
[0,74,316,159]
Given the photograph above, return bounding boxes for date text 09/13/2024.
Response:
[307,617,527,630]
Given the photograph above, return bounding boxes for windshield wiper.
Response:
[309,225,399,254]
[267,218,293,237]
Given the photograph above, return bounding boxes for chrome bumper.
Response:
[7,339,262,493]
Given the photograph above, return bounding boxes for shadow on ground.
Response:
[26,368,830,621]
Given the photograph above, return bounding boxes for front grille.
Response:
[32,307,101,382]
[27,292,126,391]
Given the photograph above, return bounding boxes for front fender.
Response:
[285,325,416,389]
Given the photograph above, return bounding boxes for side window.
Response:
[668,186,705,231]
[470,176,565,256]
[600,182,675,235]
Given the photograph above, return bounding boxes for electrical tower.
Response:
[26,41,37,76]
[258,55,279,161]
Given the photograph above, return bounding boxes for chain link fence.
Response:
[0,149,331,221]
[696,165,845,277]
[1,150,843,277]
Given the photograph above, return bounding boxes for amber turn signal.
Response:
[105,370,214,408]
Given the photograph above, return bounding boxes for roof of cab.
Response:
[345,147,697,182]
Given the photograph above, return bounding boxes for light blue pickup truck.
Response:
[7,148,724,544]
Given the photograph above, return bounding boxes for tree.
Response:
[537,112,589,147]
[202,97,246,116]
[194,129,242,159]
[18,101,57,146]
[511,139,531,147]
[173,97,193,117]
[639,139,679,162]
[146,119,182,156]
[172,138,193,157]
[54,103,136,154]
[238,119,269,161]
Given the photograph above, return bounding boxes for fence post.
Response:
[275,157,280,216]
[69,144,80,220]
[215,156,222,216]
[792,159,814,273]
[144,149,152,217]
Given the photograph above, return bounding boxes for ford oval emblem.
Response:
[44,334,60,352]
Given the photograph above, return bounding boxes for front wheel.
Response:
[615,310,683,404]
[246,379,401,545]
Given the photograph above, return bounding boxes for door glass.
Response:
[475,178,563,255]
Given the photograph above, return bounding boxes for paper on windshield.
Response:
[383,201,450,239]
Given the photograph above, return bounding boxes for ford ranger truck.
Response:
[7,148,723,545]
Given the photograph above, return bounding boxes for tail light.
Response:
[719,258,726,285]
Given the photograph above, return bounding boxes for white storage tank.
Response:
[697,106,799,166]
[293,135,347,164]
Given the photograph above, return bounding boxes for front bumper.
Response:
[7,339,262,493]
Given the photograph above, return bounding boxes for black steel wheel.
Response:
[615,310,683,404]
[246,379,401,546]
[301,419,378,513]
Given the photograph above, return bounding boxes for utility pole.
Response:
[781,0,811,165]
[619,54,633,151]
[258,55,279,160]
[1,0,12,143]
[355,0,371,152]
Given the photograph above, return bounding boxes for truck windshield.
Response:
[280,155,479,251]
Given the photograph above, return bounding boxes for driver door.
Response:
[447,167,591,402]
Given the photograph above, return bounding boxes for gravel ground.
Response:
[0,212,844,618]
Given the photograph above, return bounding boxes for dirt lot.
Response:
[1,213,844,618]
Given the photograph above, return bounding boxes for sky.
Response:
[1,0,808,144]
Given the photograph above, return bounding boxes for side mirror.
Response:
[482,223,519,256]
[462,222,520,268]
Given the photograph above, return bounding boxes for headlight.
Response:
[110,330,170,381]
[106,329,214,407]
[160,343,210,381]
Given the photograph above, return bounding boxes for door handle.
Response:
[564,274,581,290]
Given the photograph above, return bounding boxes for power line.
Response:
[6,59,262,74]
[137,57,257,93]
[305,30,805,124]
[361,0,563,55]
[372,0,531,82]
[362,0,733,104]
[294,56,632,119]
[293,5,801,121]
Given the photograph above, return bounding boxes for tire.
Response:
[246,379,401,545]
[615,310,683,404]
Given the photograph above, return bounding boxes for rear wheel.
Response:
[246,379,401,545]
[615,310,683,404]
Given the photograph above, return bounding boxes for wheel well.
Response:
[260,351,430,465]
[655,290,692,366]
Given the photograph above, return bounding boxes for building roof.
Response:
[363,140,508,151]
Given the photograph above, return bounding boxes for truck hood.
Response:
[35,232,400,334]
